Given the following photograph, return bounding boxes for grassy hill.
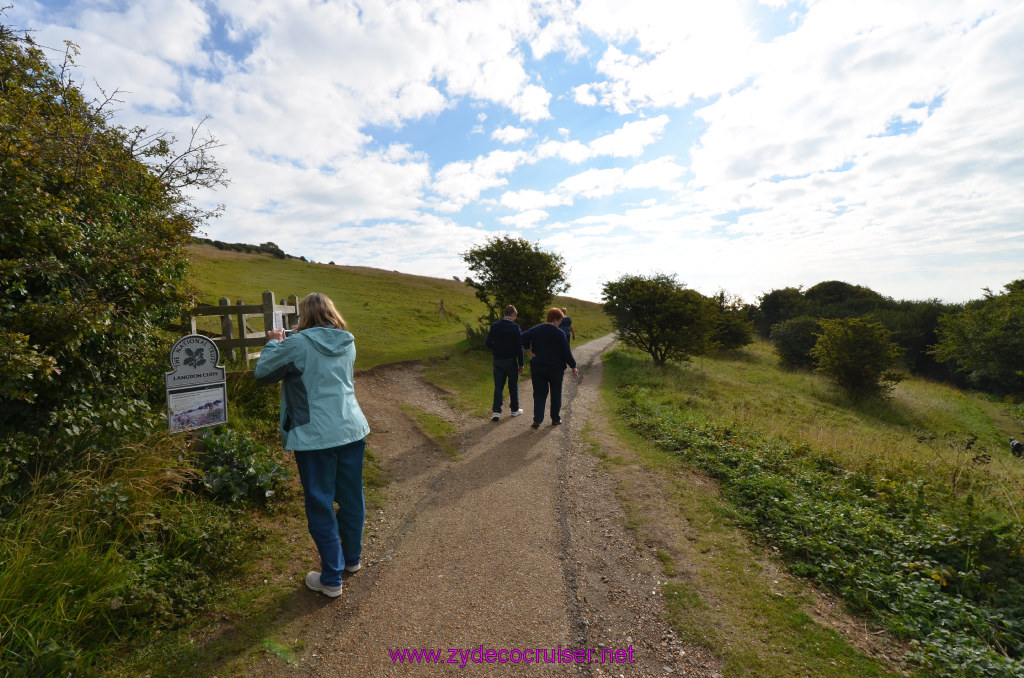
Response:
[187,243,612,368]
[604,342,1024,677]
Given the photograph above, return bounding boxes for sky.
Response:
[7,0,1024,304]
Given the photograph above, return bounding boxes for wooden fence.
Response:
[188,290,298,363]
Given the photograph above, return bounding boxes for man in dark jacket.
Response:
[484,305,525,420]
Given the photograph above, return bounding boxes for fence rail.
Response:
[188,290,298,363]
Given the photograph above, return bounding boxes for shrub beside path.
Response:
[250,334,720,677]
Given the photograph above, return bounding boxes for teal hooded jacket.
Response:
[254,326,370,451]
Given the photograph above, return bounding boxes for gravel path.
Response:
[258,334,721,677]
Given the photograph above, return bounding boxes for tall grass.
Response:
[0,435,254,675]
[622,339,1024,515]
[605,346,1024,677]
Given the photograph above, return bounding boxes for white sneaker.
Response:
[510,409,524,417]
[305,571,342,597]
[345,563,361,573]
[491,412,500,421]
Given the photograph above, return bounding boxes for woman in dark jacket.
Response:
[521,307,578,428]
[255,293,370,598]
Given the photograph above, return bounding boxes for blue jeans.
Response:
[530,362,565,424]
[492,358,520,413]
[294,438,366,587]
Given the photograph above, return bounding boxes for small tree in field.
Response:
[462,236,568,328]
[770,316,821,369]
[810,318,903,397]
[709,290,754,352]
[602,273,717,365]
[755,286,805,338]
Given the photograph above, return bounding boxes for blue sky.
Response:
[8,0,1024,303]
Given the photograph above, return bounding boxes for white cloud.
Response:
[308,215,486,274]
[555,167,625,199]
[668,0,1024,304]
[572,84,598,106]
[492,125,532,144]
[529,0,585,60]
[431,149,529,210]
[588,115,670,157]
[621,156,687,190]
[575,0,758,111]
[499,209,551,229]
[500,189,570,210]
[76,0,210,67]
[535,138,592,163]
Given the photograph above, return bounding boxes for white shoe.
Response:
[305,571,342,597]
[491,412,500,421]
[510,409,524,417]
[345,563,361,573]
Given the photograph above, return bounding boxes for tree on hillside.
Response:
[770,315,821,369]
[709,290,754,351]
[0,27,226,492]
[803,280,886,318]
[931,280,1024,395]
[873,298,960,381]
[754,286,805,338]
[810,318,904,397]
[602,273,717,365]
[462,236,568,328]
[757,282,956,384]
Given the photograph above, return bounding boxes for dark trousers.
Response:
[492,358,520,413]
[530,362,565,424]
[294,438,366,586]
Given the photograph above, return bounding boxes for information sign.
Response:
[165,334,227,433]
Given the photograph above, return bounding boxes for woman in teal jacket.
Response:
[255,293,370,598]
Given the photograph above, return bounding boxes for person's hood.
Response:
[298,326,354,356]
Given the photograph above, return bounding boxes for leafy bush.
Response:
[932,280,1024,396]
[196,429,289,504]
[0,26,226,496]
[755,286,806,338]
[756,284,962,384]
[810,318,904,397]
[709,290,754,352]
[803,280,887,318]
[463,321,489,349]
[770,315,820,369]
[116,500,250,623]
[0,444,255,676]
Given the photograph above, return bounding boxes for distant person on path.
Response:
[255,292,370,598]
[484,305,525,421]
[558,307,576,343]
[522,307,578,428]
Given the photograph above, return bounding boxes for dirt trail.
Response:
[255,335,720,677]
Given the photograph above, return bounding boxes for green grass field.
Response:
[614,339,1024,506]
[603,344,1024,678]
[187,244,612,368]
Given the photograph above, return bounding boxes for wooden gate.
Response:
[188,290,298,363]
